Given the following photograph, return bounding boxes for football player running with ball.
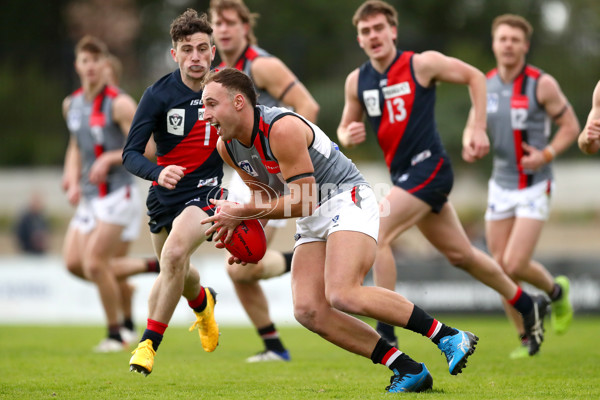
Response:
[201,68,480,393]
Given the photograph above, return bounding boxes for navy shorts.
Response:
[146,186,226,234]
[391,153,454,213]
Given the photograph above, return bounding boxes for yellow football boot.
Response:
[129,339,155,376]
[189,287,219,352]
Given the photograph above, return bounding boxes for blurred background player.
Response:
[337,0,548,356]
[123,9,222,376]
[209,0,319,362]
[13,191,50,255]
[62,36,159,352]
[479,14,578,358]
[578,80,600,155]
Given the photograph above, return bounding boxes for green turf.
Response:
[0,315,598,399]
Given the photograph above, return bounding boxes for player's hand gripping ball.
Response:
[216,207,267,263]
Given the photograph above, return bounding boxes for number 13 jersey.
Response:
[357,50,445,176]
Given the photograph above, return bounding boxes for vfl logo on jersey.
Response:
[66,109,82,131]
[167,108,185,135]
[238,160,259,177]
[382,82,410,99]
[487,93,499,113]
[363,89,381,117]
[198,108,205,120]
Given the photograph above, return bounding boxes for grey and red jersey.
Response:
[486,65,552,190]
[217,45,281,108]
[65,85,133,199]
[223,105,368,204]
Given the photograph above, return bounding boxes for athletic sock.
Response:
[108,324,123,342]
[376,321,396,340]
[519,333,529,346]
[549,283,563,302]
[123,317,135,331]
[405,305,457,345]
[282,252,293,273]
[258,323,286,353]
[508,287,534,315]
[146,258,160,273]
[370,338,422,375]
[188,287,207,313]
[141,318,168,351]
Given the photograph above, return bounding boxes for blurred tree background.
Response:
[1,0,599,177]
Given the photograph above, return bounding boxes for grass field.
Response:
[1,315,598,399]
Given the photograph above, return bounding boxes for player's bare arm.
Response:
[414,51,489,162]
[251,57,319,122]
[521,74,580,169]
[337,69,367,148]
[579,81,600,155]
[204,117,315,241]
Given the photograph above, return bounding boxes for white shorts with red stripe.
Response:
[294,185,379,248]
[69,184,142,241]
[485,179,554,221]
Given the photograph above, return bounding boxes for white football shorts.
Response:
[485,179,554,221]
[294,185,379,248]
[69,184,142,241]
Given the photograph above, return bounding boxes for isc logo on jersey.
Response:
[167,108,185,135]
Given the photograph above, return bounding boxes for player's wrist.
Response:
[542,145,556,163]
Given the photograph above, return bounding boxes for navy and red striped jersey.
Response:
[123,70,223,206]
[357,50,445,175]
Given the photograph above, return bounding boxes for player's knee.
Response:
[226,262,262,283]
[82,257,105,280]
[160,245,188,275]
[65,259,84,279]
[325,287,360,314]
[501,256,525,279]
[294,301,324,333]
[445,246,473,267]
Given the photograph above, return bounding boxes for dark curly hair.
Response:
[170,8,213,48]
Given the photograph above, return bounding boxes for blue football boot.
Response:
[386,363,433,393]
[437,330,479,375]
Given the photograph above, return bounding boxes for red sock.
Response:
[147,318,168,335]
[188,287,207,312]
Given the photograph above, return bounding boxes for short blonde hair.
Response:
[352,0,398,28]
[75,35,108,57]
[491,14,533,41]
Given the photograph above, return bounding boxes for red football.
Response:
[216,210,267,263]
